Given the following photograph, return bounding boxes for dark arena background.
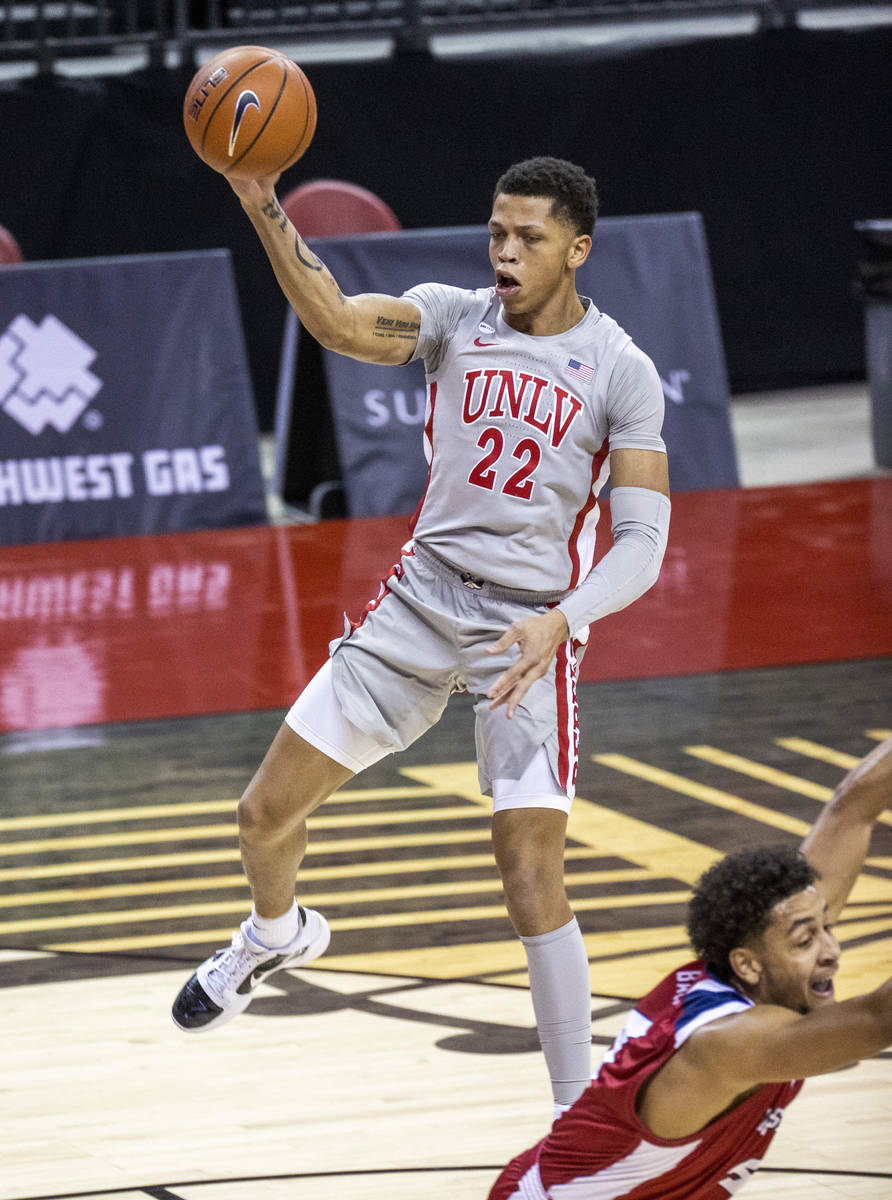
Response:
[0,3,891,1199]
[1,22,891,420]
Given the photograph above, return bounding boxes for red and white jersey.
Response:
[490,961,803,1200]
[404,284,665,593]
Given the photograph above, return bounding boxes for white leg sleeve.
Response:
[520,916,592,1107]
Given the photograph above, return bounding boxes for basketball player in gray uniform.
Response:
[172,157,671,1119]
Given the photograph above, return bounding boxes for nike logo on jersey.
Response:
[474,337,498,347]
[236,953,286,994]
[228,90,261,156]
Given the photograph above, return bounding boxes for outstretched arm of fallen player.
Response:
[695,981,892,1088]
[227,173,420,365]
[643,979,892,1139]
[800,733,892,921]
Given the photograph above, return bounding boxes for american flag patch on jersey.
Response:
[567,357,594,382]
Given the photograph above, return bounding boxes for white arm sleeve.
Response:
[556,486,670,639]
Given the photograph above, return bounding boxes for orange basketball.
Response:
[183,45,316,180]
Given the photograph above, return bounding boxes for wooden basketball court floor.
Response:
[1,477,890,1200]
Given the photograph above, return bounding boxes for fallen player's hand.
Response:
[486,609,570,719]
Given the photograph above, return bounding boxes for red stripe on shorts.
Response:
[349,545,415,635]
[554,637,579,791]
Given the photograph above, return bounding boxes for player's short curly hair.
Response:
[494,157,599,237]
[686,845,819,984]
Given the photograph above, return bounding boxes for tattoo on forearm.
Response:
[328,276,347,305]
[288,234,346,304]
[294,235,323,272]
[257,200,345,307]
[260,199,288,234]
[373,314,420,340]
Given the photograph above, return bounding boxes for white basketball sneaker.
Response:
[171,906,330,1032]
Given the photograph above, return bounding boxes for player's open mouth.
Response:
[496,273,521,296]
[810,977,835,999]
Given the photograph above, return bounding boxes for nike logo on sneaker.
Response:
[474,337,498,347]
[236,953,286,994]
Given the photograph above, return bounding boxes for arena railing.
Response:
[1,0,889,71]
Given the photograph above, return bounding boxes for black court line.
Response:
[14,1163,892,1200]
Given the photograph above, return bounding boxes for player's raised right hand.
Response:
[227,173,283,207]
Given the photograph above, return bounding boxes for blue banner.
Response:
[0,250,267,545]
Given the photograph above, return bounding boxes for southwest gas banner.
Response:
[283,213,738,517]
[0,250,267,545]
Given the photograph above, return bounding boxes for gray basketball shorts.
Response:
[285,541,581,807]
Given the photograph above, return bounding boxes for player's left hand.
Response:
[486,608,570,719]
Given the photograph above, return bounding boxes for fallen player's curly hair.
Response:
[686,845,819,983]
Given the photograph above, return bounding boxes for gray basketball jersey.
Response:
[403,283,666,593]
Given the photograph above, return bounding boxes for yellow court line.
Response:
[0,786,436,833]
[40,888,888,960]
[834,914,892,940]
[866,729,891,741]
[838,902,892,918]
[402,761,719,885]
[0,828,500,879]
[774,738,860,769]
[0,864,653,909]
[567,794,719,886]
[685,745,892,829]
[0,800,234,833]
[8,886,689,936]
[0,805,489,857]
[305,925,693,985]
[3,875,246,906]
[44,893,892,959]
[848,872,892,905]
[0,823,239,856]
[593,754,810,837]
[684,745,833,800]
[0,848,244,882]
[41,889,692,952]
[0,842,610,885]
